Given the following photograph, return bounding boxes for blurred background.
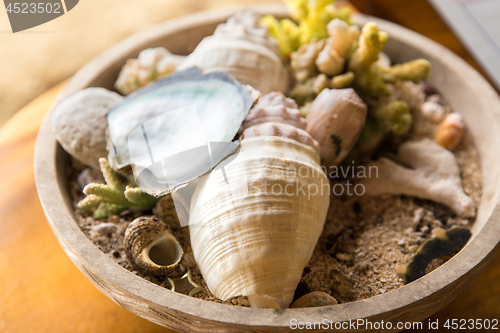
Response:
[0,0,488,129]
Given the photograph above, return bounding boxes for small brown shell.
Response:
[242,122,320,156]
[435,113,465,150]
[239,92,306,134]
[290,291,338,308]
[124,216,183,275]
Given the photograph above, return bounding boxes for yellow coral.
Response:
[371,100,412,135]
[331,71,355,89]
[261,0,352,58]
[260,15,300,58]
[381,59,431,82]
[348,22,390,97]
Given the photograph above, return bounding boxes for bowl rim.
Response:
[34,4,500,329]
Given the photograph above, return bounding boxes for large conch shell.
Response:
[177,11,289,94]
[189,124,330,308]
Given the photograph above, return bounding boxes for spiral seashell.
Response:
[124,216,183,276]
[242,122,320,156]
[306,88,367,166]
[177,11,289,94]
[189,135,330,308]
[239,92,306,134]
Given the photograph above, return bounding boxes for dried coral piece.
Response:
[292,19,358,80]
[260,15,300,58]
[124,216,184,276]
[348,22,431,100]
[348,22,389,97]
[78,158,158,219]
[380,59,431,83]
[436,113,465,150]
[306,88,367,167]
[326,18,359,59]
[331,71,354,89]
[359,139,475,217]
[291,39,325,83]
[371,100,412,135]
[315,42,344,77]
[290,291,338,308]
[294,0,352,45]
[115,47,186,95]
[289,74,332,106]
[401,227,471,284]
[239,92,306,134]
[51,88,123,170]
[177,11,289,94]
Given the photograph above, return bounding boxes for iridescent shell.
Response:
[107,68,258,195]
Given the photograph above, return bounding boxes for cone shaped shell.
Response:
[189,136,330,308]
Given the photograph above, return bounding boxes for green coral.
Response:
[380,58,431,82]
[260,16,300,58]
[78,158,159,219]
[370,100,412,135]
[348,23,430,99]
[331,71,355,89]
[260,0,352,58]
[290,71,355,106]
[348,22,390,97]
[356,118,385,154]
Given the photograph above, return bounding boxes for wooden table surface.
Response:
[1,1,499,332]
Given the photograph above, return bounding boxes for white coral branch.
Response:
[359,139,475,217]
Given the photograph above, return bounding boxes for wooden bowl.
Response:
[35,4,500,332]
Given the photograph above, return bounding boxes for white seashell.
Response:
[306,88,367,167]
[420,100,447,122]
[239,92,306,134]
[51,88,123,170]
[242,122,320,156]
[189,136,330,308]
[115,47,186,95]
[177,11,289,94]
